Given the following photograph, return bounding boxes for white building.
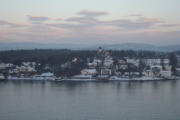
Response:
[103,58,113,67]
[87,62,97,68]
[160,71,172,78]
[116,64,128,70]
[5,63,14,68]
[93,59,102,64]
[176,68,180,76]
[126,59,139,67]
[13,65,36,73]
[101,69,112,75]
[118,59,126,64]
[146,65,172,77]
[143,59,169,66]
[87,59,102,68]
[146,65,162,77]
[22,62,36,67]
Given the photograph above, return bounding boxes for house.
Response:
[146,65,172,78]
[14,66,36,73]
[117,64,128,70]
[100,68,112,76]
[87,59,102,68]
[146,65,162,77]
[103,58,113,68]
[27,66,36,72]
[118,59,126,64]
[121,72,139,78]
[143,59,169,66]
[129,72,140,77]
[93,59,102,64]
[5,63,14,68]
[126,59,139,67]
[144,59,161,66]
[114,71,122,76]
[87,62,97,68]
[123,72,130,77]
[176,68,180,76]
[22,62,31,67]
[160,71,172,78]
[72,57,82,63]
[72,57,78,63]
[163,59,170,66]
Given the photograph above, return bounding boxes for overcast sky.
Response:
[0,0,180,45]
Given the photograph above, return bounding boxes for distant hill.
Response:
[0,42,96,51]
[103,43,180,52]
[0,42,180,52]
[103,43,156,51]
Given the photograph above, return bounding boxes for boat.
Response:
[0,73,5,80]
[55,77,63,81]
[109,76,129,81]
[66,74,96,81]
[97,75,109,80]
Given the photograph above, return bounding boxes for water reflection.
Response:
[0,80,180,120]
[0,80,179,93]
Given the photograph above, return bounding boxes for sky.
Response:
[0,0,180,45]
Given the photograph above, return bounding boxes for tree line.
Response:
[0,49,179,76]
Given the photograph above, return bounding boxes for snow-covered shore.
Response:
[109,76,178,81]
[7,76,61,81]
[6,76,178,81]
[109,77,162,81]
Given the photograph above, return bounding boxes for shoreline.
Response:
[4,76,179,82]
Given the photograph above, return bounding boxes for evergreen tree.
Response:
[139,59,146,77]
[169,53,177,75]
[161,58,165,70]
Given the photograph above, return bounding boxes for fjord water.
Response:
[0,80,180,120]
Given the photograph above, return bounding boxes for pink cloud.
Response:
[0,20,26,27]
[1,10,180,45]
[77,10,108,17]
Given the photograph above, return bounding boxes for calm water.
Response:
[0,80,180,120]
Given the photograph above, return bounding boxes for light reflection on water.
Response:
[0,80,180,120]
